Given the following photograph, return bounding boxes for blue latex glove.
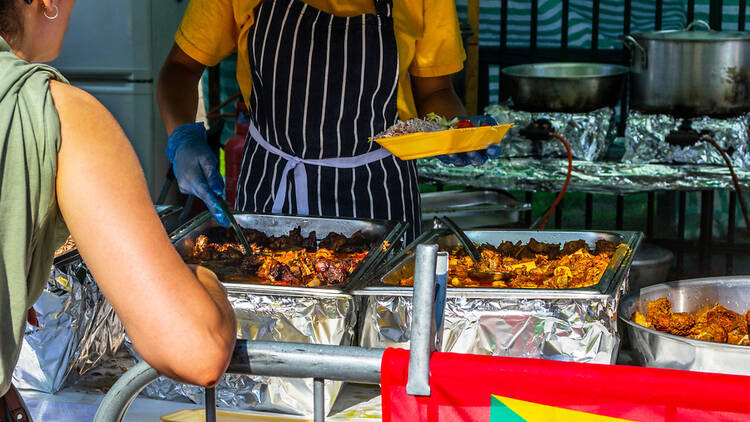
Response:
[166,122,230,227]
[436,115,502,166]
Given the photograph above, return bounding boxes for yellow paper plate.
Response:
[374,123,513,160]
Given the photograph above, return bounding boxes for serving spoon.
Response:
[438,216,511,281]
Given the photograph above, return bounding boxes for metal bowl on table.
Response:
[619,276,750,376]
[501,62,629,112]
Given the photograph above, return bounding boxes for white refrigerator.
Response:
[50,0,189,197]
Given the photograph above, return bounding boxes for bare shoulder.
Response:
[49,80,128,146]
[49,80,106,115]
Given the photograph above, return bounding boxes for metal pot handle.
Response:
[686,20,711,31]
[621,35,647,69]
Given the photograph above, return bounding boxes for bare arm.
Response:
[51,80,235,387]
[411,75,467,119]
[157,44,206,135]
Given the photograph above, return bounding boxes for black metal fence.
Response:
[469,0,749,279]
[480,0,746,111]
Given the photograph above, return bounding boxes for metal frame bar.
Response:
[584,193,593,230]
[727,191,737,274]
[205,387,216,422]
[700,191,715,275]
[591,0,600,59]
[740,0,747,31]
[709,0,724,29]
[655,0,664,31]
[406,244,438,396]
[530,0,539,61]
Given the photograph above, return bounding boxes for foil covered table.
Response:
[418,157,750,195]
[9,205,185,393]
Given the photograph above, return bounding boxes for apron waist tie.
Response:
[248,122,393,215]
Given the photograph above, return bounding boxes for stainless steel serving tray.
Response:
[419,190,531,230]
[619,276,750,375]
[356,229,642,298]
[355,229,642,363]
[170,212,405,296]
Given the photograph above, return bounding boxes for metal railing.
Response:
[94,244,448,422]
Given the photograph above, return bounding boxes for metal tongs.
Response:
[437,216,510,282]
[216,200,252,256]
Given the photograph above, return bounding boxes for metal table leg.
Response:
[314,378,325,422]
[205,387,216,422]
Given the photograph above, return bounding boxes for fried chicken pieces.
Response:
[398,238,619,289]
[632,297,750,345]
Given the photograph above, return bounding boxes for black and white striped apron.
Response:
[234,0,421,241]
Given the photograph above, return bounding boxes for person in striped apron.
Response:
[158,0,473,241]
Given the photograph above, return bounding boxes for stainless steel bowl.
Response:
[501,62,628,112]
[619,276,750,375]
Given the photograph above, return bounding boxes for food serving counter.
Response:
[137,213,404,416]
[355,229,642,364]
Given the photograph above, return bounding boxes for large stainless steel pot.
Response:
[620,276,750,376]
[624,21,750,117]
[501,62,628,112]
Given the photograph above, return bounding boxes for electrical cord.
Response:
[531,132,573,230]
[703,136,750,233]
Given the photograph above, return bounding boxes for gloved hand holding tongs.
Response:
[436,115,503,166]
[165,122,231,227]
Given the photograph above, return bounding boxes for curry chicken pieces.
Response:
[185,227,373,287]
[632,297,750,345]
[398,238,619,289]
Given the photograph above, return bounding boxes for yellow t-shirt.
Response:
[175,0,466,120]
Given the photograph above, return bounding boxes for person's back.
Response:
[0,0,236,413]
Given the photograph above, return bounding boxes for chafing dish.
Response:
[142,212,404,416]
[355,229,642,364]
[620,276,750,375]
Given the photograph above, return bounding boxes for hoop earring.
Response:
[44,5,59,20]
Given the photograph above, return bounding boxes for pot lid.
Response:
[635,29,750,42]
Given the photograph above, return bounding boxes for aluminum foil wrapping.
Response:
[137,290,357,416]
[12,206,181,393]
[12,258,128,393]
[485,104,616,161]
[360,292,621,364]
[418,157,750,195]
[623,111,750,170]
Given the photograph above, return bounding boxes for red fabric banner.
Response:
[381,348,750,422]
